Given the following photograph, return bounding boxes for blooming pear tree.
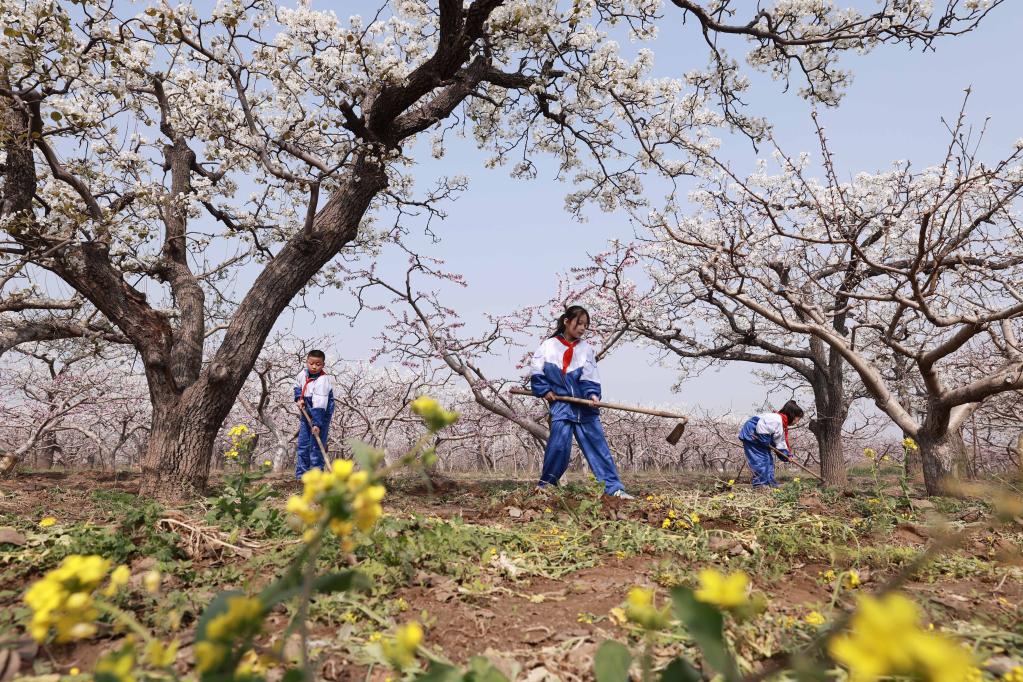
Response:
[577,240,864,485]
[0,0,1001,495]
[643,111,1023,495]
[0,264,127,357]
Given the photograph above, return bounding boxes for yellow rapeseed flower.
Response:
[689,512,700,524]
[829,593,976,682]
[410,396,460,431]
[694,568,750,608]
[661,518,671,529]
[24,554,111,642]
[353,483,386,532]
[94,648,135,682]
[143,570,161,595]
[69,667,80,675]
[1002,667,1023,682]
[235,649,275,676]
[40,516,57,528]
[103,564,131,597]
[263,459,273,468]
[903,437,919,452]
[228,424,249,438]
[845,569,861,589]
[144,639,179,668]
[624,587,670,630]
[396,622,422,649]
[805,611,826,626]
[195,641,228,673]
[285,458,382,544]
[205,596,262,641]
[381,621,423,669]
[863,448,876,460]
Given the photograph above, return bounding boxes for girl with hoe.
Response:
[738,400,804,488]
[529,306,635,499]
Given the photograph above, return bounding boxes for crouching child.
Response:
[738,400,804,488]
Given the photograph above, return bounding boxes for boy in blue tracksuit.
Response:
[738,401,804,487]
[530,306,634,499]
[293,349,335,479]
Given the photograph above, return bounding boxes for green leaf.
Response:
[282,668,306,682]
[349,440,385,470]
[313,570,371,595]
[658,657,702,682]
[195,589,245,642]
[594,640,632,682]
[670,587,740,682]
[414,661,464,682]
[261,569,368,607]
[465,656,510,682]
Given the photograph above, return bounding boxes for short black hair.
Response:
[779,400,804,422]
[307,349,326,361]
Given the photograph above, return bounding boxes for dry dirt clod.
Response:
[0,527,26,547]
[708,536,740,553]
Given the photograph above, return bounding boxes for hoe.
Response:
[509,387,688,444]
[768,443,824,482]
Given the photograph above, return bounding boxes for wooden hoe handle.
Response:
[509,386,689,421]
[768,444,823,482]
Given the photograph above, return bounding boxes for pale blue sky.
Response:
[288,2,1022,415]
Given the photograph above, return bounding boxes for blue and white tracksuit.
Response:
[530,336,624,495]
[293,370,335,478]
[738,412,791,487]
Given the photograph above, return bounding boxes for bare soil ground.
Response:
[2,469,1021,680]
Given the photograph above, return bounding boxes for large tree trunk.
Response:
[904,431,924,482]
[808,361,848,487]
[36,430,60,469]
[140,380,234,496]
[918,426,970,496]
[810,415,846,487]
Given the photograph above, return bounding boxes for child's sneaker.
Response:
[611,490,635,500]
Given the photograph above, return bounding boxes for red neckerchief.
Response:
[554,335,580,375]
[301,371,323,398]
[777,412,790,449]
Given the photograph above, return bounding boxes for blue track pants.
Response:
[539,419,624,495]
[740,440,777,487]
[296,419,327,479]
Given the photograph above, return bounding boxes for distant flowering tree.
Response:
[0,0,1000,495]
[577,238,863,486]
[0,341,149,470]
[639,109,1023,495]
